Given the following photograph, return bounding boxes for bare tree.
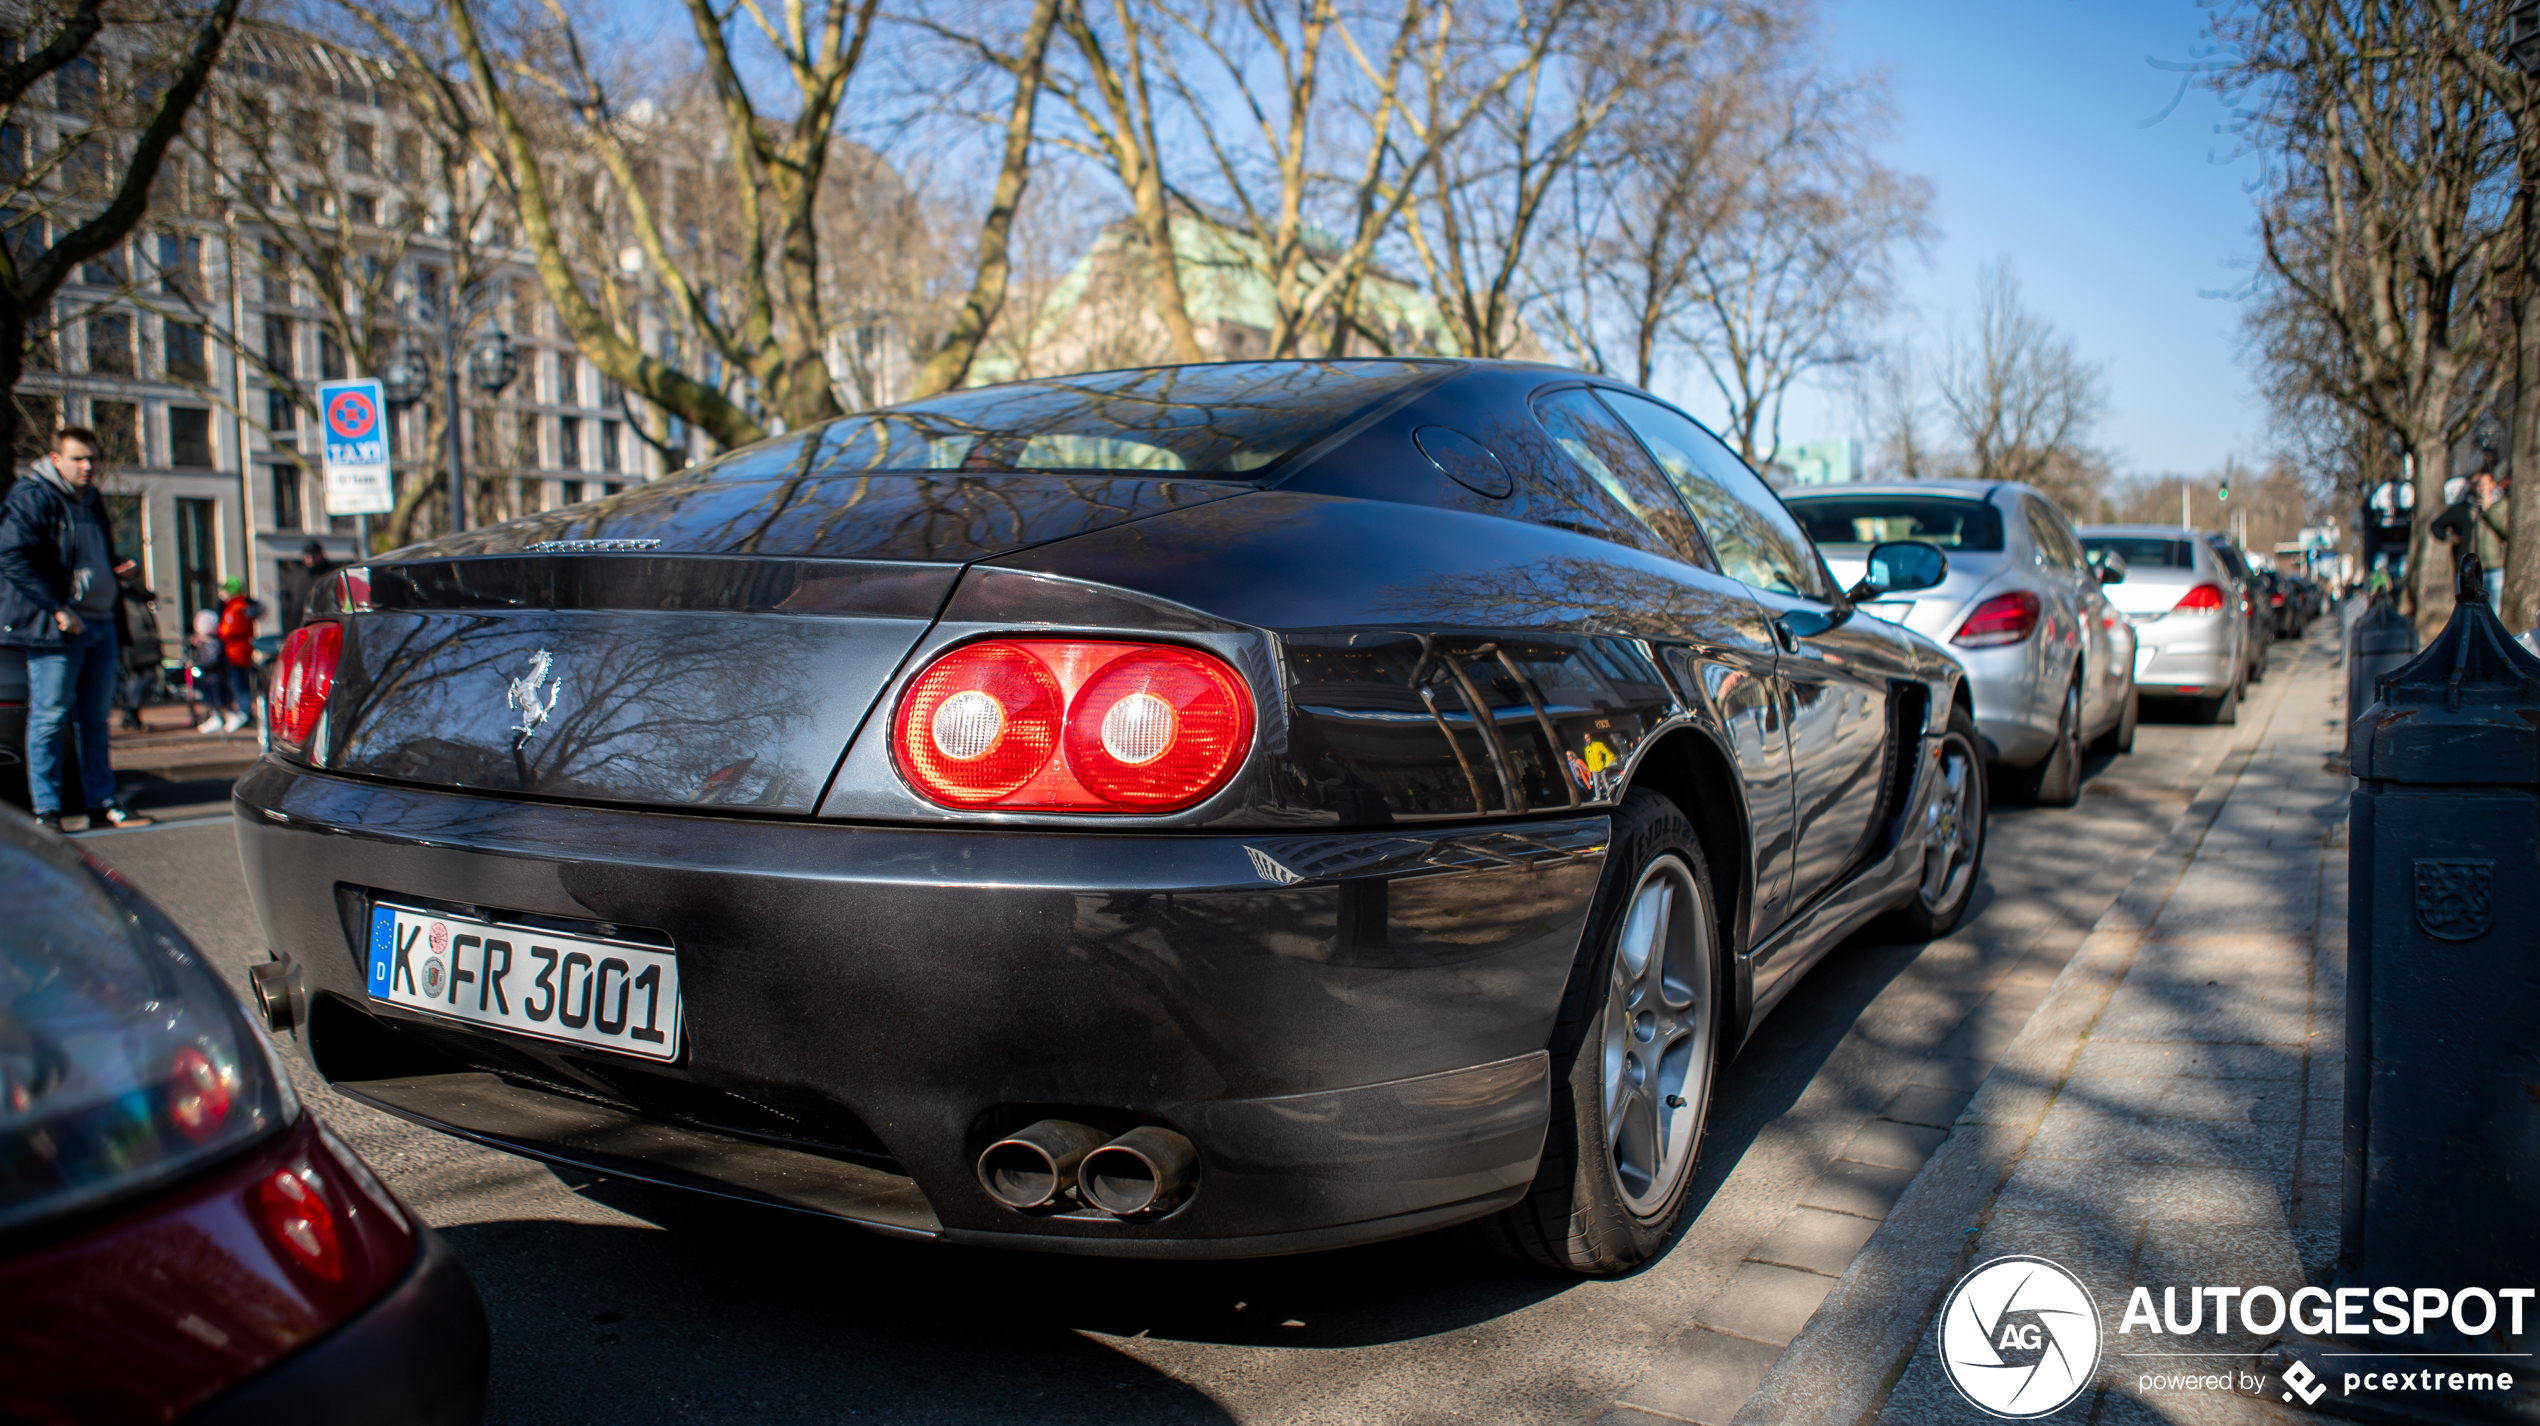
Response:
[2218,0,2511,640]
[1933,261,2109,510]
[0,0,241,488]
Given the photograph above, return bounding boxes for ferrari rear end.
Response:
[235,363,1605,1259]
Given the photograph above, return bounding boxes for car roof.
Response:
[2077,524,2213,539]
[1783,479,2004,501]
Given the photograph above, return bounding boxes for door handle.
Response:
[1770,618,1799,653]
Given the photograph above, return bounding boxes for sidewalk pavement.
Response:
[1730,631,2349,1426]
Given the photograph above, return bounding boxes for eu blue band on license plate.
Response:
[366,903,682,1062]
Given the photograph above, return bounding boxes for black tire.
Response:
[2198,674,2240,726]
[1885,702,1987,941]
[2249,636,2269,683]
[1475,788,1720,1275]
[2090,685,2138,756]
[2010,675,2083,808]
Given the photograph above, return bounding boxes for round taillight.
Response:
[893,642,1064,804]
[255,1166,343,1283]
[1064,647,1254,808]
[166,1044,234,1143]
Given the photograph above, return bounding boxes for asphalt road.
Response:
[74,631,2317,1426]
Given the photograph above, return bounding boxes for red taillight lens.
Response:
[2172,583,2226,614]
[892,640,1255,812]
[271,621,342,750]
[255,1165,343,1283]
[1951,591,2042,648]
[893,642,1065,804]
[166,1044,234,1143]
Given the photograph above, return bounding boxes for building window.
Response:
[343,121,374,175]
[56,57,99,115]
[91,399,138,467]
[516,412,541,468]
[260,241,292,304]
[88,314,132,375]
[556,351,578,406]
[393,130,422,181]
[558,416,580,471]
[563,480,585,506]
[14,393,58,463]
[0,124,22,180]
[268,387,297,436]
[601,419,621,472]
[270,464,301,530]
[81,244,125,288]
[348,193,376,225]
[176,497,218,631]
[318,330,345,381]
[169,406,212,467]
[157,233,201,299]
[263,314,294,377]
[103,493,144,570]
[165,320,206,382]
[61,137,109,197]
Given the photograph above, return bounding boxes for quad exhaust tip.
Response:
[977,1119,1112,1210]
[976,1120,1201,1217]
[1078,1126,1198,1217]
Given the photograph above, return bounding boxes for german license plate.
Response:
[365,902,682,1062]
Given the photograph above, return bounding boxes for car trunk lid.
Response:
[315,472,1246,812]
[1821,548,2007,643]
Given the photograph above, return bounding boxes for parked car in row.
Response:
[2078,525,2255,724]
[2206,534,2275,685]
[0,807,488,1422]
[1784,480,2137,808]
[233,357,1994,1276]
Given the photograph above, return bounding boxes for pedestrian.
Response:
[214,578,260,731]
[187,607,237,731]
[0,426,155,830]
[278,539,334,636]
[113,563,162,731]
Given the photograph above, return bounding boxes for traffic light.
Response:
[2218,476,2230,502]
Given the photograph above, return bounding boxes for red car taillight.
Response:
[1951,591,2042,648]
[893,640,1255,812]
[271,621,342,751]
[2172,583,2227,614]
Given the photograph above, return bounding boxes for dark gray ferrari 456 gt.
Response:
[235,358,1986,1274]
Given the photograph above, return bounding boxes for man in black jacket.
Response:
[0,427,153,830]
[278,539,333,636]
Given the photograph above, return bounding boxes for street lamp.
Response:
[468,329,519,398]
[379,345,430,408]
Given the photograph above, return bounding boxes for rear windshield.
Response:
[697,360,1450,482]
[2082,536,2194,569]
[1783,495,2004,551]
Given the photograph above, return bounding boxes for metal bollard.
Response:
[2343,594,2416,761]
[2345,559,2540,1315]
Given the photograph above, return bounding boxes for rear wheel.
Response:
[2011,676,2083,807]
[2090,685,2138,756]
[1885,702,1987,941]
[1476,789,1718,1275]
[2198,673,2240,726]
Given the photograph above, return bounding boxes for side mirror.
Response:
[1849,540,1949,602]
[2093,550,2128,585]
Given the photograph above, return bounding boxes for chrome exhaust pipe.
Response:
[1078,1126,1199,1216]
[977,1120,1111,1211]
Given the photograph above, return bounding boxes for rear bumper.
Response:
[190,1227,488,1426]
[234,759,1605,1258]
[2132,639,2237,695]
[1955,642,2054,767]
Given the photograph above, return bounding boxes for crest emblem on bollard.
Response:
[2413,858,2494,941]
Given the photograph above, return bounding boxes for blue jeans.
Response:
[26,620,119,816]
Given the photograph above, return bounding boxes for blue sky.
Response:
[1747,0,2265,479]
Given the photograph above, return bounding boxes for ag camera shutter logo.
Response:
[1939,1255,2102,1417]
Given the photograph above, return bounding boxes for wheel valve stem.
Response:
[1665,1095,1685,1108]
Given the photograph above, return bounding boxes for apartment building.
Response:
[12,24,700,655]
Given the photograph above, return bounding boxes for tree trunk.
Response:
[1132,182,1203,363]
[2409,429,2457,643]
[2505,125,2540,635]
[0,308,23,500]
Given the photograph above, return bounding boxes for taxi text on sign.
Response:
[317,377,394,516]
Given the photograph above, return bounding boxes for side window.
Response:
[1524,388,1715,567]
[1596,389,1832,600]
[2023,501,2078,573]
[2037,502,2087,572]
